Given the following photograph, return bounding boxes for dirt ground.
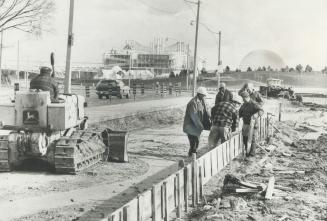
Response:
[186,99,327,221]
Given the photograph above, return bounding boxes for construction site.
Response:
[0,0,327,221]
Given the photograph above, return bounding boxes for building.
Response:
[103,38,193,76]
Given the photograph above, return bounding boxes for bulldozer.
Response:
[259,78,297,100]
[0,54,108,174]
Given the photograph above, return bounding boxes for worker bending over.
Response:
[239,91,264,157]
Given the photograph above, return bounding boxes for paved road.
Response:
[85,96,191,125]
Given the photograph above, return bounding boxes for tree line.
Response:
[222,65,327,74]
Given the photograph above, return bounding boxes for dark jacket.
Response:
[215,88,233,105]
[30,73,59,101]
[239,100,263,124]
[183,96,205,137]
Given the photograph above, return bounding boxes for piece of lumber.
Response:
[300,132,322,141]
[235,188,260,193]
[239,181,258,189]
[275,185,292,192]
[265,176,275,199]
[276,170,305,175]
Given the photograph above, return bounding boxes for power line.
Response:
[183,0,219,45]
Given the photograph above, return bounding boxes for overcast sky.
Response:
[2,0,327,70]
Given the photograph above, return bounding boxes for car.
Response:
[95,79,130,99]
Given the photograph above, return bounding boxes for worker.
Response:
[215,82,233,105]
[239,91,264,157]
[183,87,210,157]
[208,93,242,149]
[238,82,263,106]
[30,66,59,102]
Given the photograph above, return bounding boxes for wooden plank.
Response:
[192,153,197,207]
[227,140,231,162]
[125,199,138,221]
[123,206,128,221]
[211,150,218,176]
[235,134,240,156]
[140,190,152,220]
[217,145,223,172]
[229,137,235,161]
[176,172,182,218]
[221,143,226,167]
[300,132,322,140]
[265,176,275,200]
[151,185,158,221]
[199,164,203,203]
[163,181,168,221]
[165,176,175,214]
[203,153,211,184]
[235,188,260,193]
[137,195,142,221]
[161,184,165,219]
[183,166,189,212]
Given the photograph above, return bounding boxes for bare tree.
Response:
[0,0,54,34]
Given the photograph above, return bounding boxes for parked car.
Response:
[95,79,130,99]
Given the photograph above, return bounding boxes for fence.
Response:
[106,116,269,221]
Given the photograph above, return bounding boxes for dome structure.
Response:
[239,50,285,71]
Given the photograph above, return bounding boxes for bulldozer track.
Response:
[54,130,106,174]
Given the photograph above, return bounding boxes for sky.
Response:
[2,0,327,71]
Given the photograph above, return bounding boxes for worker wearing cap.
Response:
[30,66,59,102]
[239,91,264,157]
[209,93,242,149]
[238,82,263,106]
[215,82,233,105]
[183,87,210,156]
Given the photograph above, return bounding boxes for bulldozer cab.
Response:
[267,78,283,87]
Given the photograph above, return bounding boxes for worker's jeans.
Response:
[208,126,231,149]
[187,135,199,156]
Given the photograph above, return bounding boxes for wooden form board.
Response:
[107,118,268,221]
[210,149,218,177]
[217,145,224,172]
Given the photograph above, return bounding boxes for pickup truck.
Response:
[95,79,130,99]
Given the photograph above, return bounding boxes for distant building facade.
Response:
[103,38,193,75]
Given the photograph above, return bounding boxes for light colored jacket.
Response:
[183,96,205,137]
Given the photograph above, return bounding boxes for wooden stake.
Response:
[192,153,197,207]
[198,165,203,204]
[184,166,189,212]
[279,103,282,122]
[265,176,275,199]
[151,185,157,221]
[163,182,168,221]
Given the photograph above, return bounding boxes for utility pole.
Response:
[17,40,20,85]
[186,44,190,91]
[64,0,75,94]
[217,31,221,91]
[0,31,3,87]
[192,0,201,96]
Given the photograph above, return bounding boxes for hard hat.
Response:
[231,93,242,104]
[196,87,208,96]
[219,82,226,89]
